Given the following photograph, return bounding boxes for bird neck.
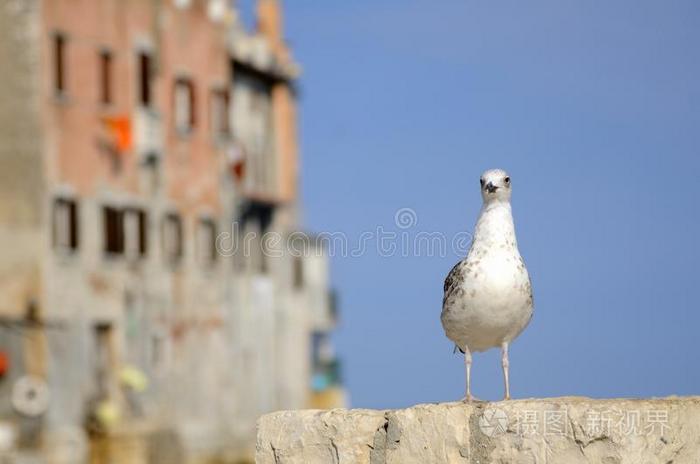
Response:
[471,201,517,250]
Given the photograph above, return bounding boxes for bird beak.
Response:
[485,182,498,193]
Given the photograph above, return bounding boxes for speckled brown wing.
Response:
[443,260,467,354]
[442,260,465,308]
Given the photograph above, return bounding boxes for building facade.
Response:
[0,1,343,463]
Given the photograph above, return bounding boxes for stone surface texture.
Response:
[257,397,700,464]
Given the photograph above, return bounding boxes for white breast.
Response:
[441,202,533,352]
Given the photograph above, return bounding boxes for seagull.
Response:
[441,169,533,401]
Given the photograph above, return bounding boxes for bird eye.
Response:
[504,177,510,184]
[480,179,485,188]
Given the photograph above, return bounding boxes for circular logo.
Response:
[394,208,418,229]
[478,407,508,437]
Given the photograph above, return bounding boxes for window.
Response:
[103,206,124,254]
[137,210,147,256]
[138,52,153,107]
[124,209,148,258]
[93,323,114,399]
[210,88,229,137]
[52,198,78,251]
[53,34,66,94]
[174,78,195,132]
[99,51,112,104]
[198,218,217,265]
[101,206,147,259]
[236,201,273,274]
[163,214,183,263]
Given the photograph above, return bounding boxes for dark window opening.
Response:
[124,208,148,258]
[103,206,124,254]
[163,214,183,263]
[236,201,274,274]
[100,51,112,104]
[174,78,195,132]
[138,210,148,256]
[53,34,66,94]
[52,198,79,250]
[210,88,229,136]
[138,52,153,107]
[93,323,114,399]
[199,219,217,264]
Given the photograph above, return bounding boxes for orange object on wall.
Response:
[227,144,246,181]
[232,161,245,181]
[102,116,132,152]
[0,351,10,376]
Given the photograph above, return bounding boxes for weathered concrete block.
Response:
[256,397,700,463]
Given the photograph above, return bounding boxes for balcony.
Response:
[311,359,342,391]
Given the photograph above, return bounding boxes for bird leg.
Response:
[501,342,510,400]
[464,346,473,402]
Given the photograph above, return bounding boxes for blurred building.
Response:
[0,0,344,463]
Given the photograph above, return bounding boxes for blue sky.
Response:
[282,0,700,408]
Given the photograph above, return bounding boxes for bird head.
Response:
[480,169,512,203]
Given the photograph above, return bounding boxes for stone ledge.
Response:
[256,396,700,463]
